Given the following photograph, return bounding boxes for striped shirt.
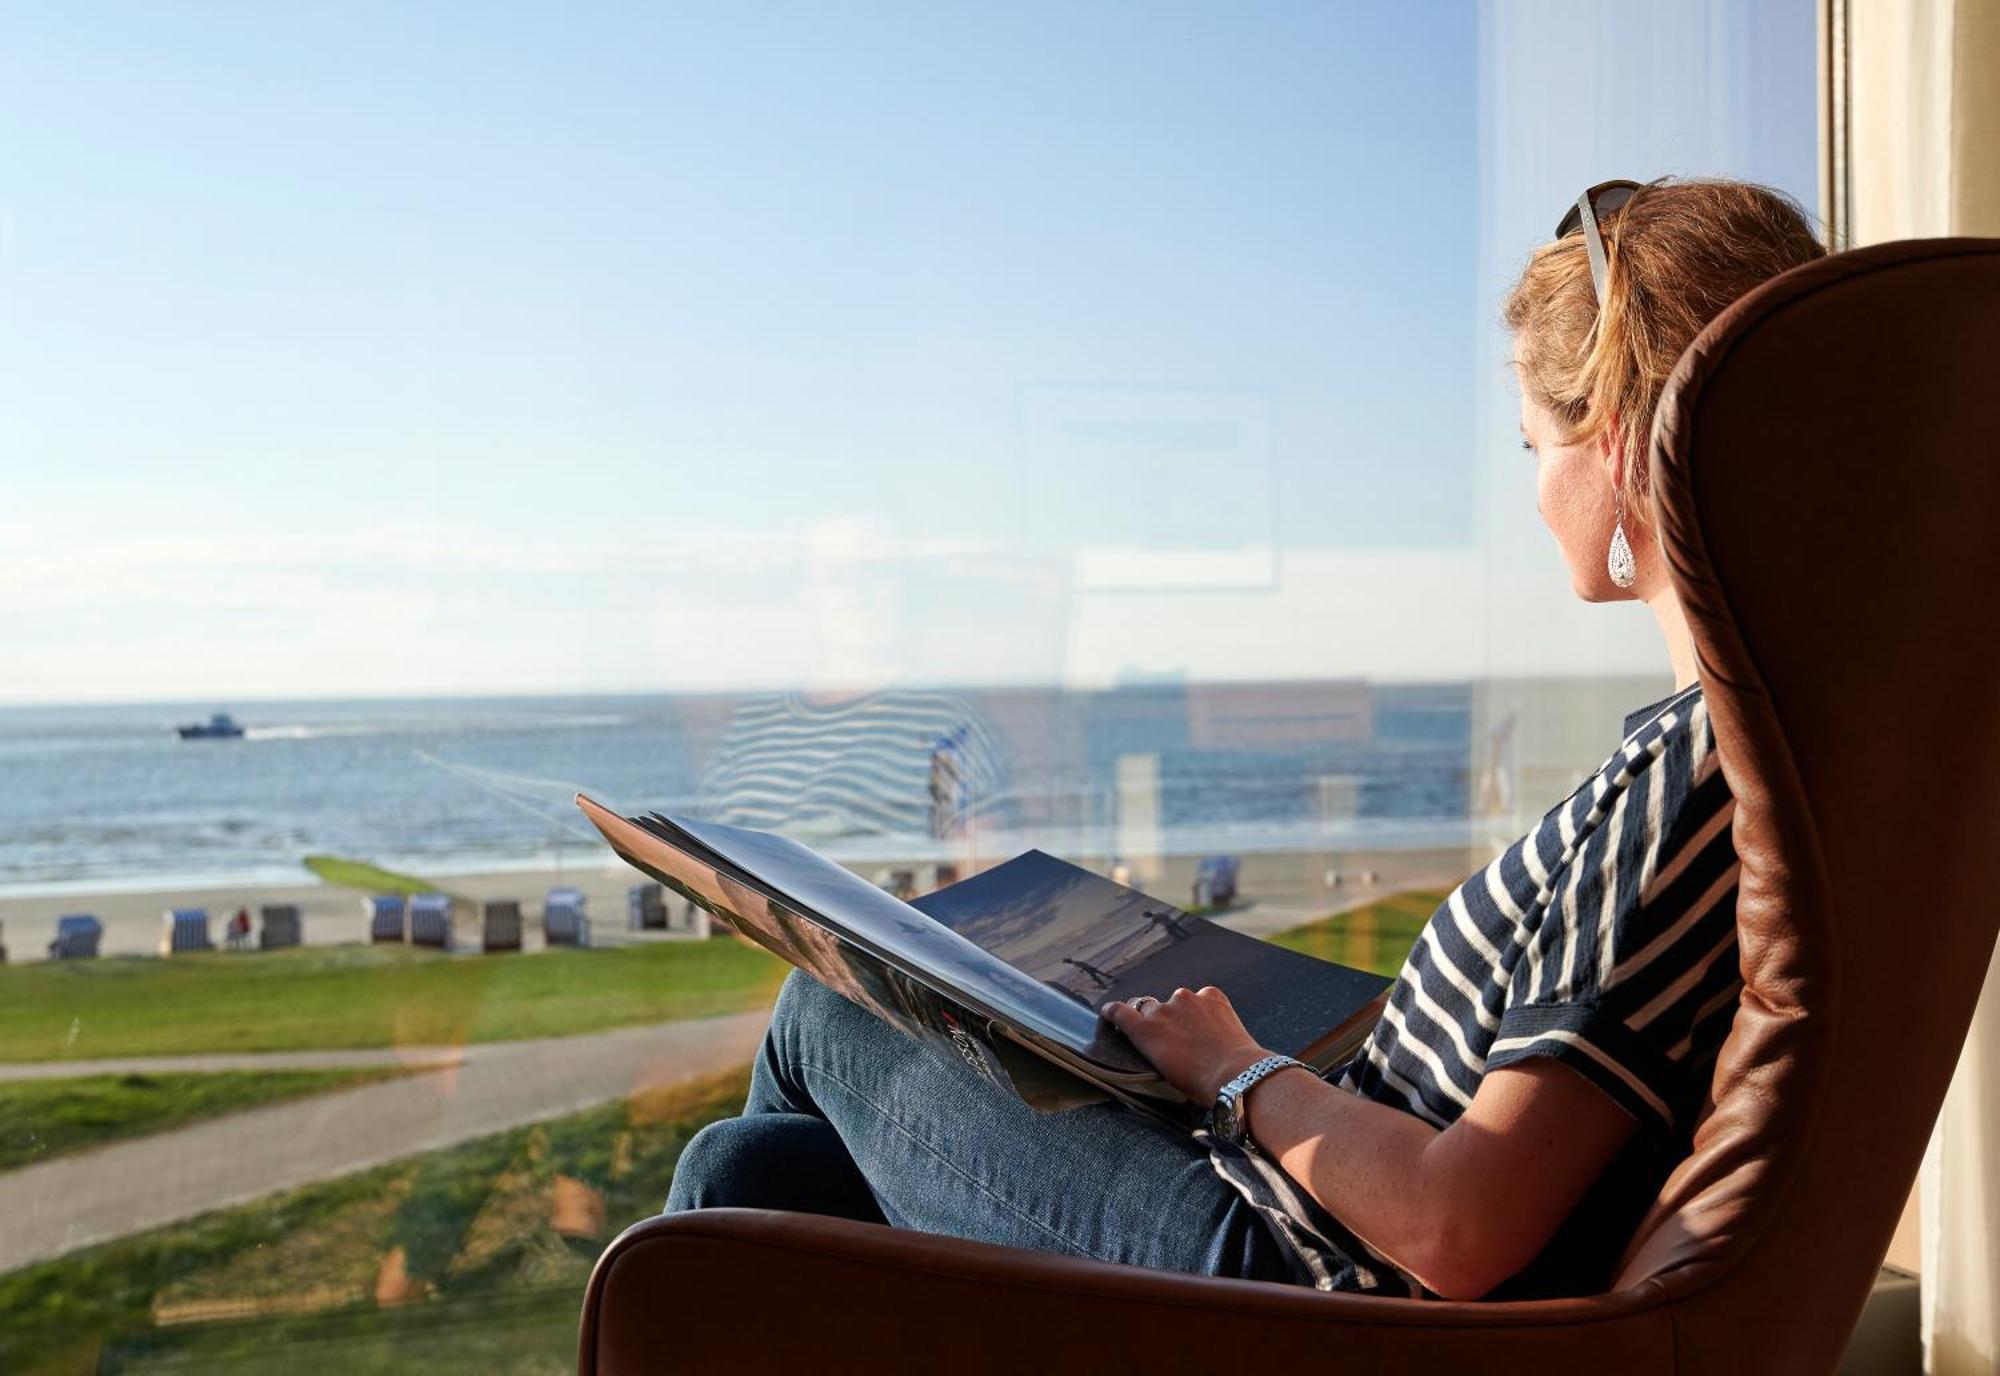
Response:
[1206,682,1741,1298]
[695,688,1008,845]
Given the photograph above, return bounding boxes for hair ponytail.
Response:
[1505,177,1826,519]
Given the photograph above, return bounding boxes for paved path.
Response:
[0,1045,473,1081]
[0,1010,770,1273]
[0,881,1458,1273]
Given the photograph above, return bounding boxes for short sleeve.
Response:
[1486,698,1741,1138]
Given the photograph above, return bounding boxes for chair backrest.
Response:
[483,899,523,951]
[259,904,302,949]
[546,887,588,946]
[367,894,406,943]
[409,893,452,949]
[629,882,667,930]
[1609,238,2000,1373]
[160,907,211,953]
[52,914,102,959]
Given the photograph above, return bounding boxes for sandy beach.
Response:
[0,844,1476,965]
[0,863,657,964]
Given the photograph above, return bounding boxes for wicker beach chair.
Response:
[482,899,523,953]
[258,904,302,950]
[1193,855,1240,908]
[408,892,452,950]
[366,895,406,944]
[158,907,211,956]
[544,887,589,947]
[49,914,103,960]
[627,882,668,931]
[663,892,699,935]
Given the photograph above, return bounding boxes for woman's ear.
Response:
[1599,413,1626,493]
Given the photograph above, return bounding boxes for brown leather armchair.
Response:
[578,237,2000,1375]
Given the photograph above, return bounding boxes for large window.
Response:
[0,4,1818,1368]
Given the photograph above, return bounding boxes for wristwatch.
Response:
[1207,1053,1309,1145]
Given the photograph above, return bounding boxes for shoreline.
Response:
[0,844,1477,965]
[0,819,1490,903]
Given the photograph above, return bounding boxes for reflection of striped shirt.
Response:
[1210,683,1740,1298]
[695,688,1007,846]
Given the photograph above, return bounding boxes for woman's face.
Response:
[1513,336,1635,603]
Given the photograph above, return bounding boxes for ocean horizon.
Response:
[0,677,1655,895]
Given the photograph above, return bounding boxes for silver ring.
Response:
[1129,995,1160,1012]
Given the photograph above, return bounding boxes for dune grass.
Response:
[300,856,451,899]
[0,1065,751,1376]
[1267,889,1444,978]
[0,940,786,1064]
[0,1069,414,1172]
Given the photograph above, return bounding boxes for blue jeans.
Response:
[665,970,1295,1282]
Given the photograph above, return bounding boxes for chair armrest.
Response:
[578,1209,1678,1375]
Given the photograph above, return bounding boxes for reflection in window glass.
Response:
[0,3,1817,1367]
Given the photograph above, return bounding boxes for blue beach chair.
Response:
[628,882,667,931]
[159,907,211,956]
[49,914,103,960]
[366,895,406,944]
[408,892,452,949]
[544,887,589,947]
[1193,855,1241,908]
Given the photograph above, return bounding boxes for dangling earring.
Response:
[1607,490,1637,589]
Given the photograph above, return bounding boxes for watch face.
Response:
[1213,1092,1243,1142]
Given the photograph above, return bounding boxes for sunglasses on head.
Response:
[1556,179,1643,306]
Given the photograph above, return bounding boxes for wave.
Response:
[243,714,633,742]
[243,725,355,741]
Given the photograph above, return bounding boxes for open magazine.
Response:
[577,793,1391,1126]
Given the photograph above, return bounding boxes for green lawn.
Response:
[1267,889,1444,978]
[0,1069,413,1172]
[300,856,454,899]
[0,941,786,1063]
[0,1066,751,1376]
[0,896,1452,1372]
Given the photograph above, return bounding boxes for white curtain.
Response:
[1848,2,2000,1370]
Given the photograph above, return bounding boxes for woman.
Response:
[665,176,1828,1301]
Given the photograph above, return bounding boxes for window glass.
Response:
[0,4,1817,1367]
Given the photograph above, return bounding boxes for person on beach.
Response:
[663,177,1826,1300]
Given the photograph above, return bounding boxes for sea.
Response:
[0,682,1485,894]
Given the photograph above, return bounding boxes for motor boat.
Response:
[177,711,246,740]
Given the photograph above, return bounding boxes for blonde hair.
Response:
[1503,176,1826,517]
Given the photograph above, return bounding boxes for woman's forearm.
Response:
[1101,989,1484,1294]
[1103,989,1639,1300]
[1240,1056,1636,1299]
[1237,1066,1469,1293]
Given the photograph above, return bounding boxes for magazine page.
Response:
[652,811,1142,1069]
[910,850,1391,1071]
[578,796,1184,1101]
[577,795,1032,1095]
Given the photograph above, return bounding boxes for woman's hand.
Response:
[1100,986,1270,1105]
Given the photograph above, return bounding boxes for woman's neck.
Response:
[1643,586,1700,692]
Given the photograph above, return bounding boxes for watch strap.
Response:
[1211,1053,1309,1143]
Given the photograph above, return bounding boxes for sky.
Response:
[0,2,1819,704]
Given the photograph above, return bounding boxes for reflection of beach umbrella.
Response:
[928,724,972,839]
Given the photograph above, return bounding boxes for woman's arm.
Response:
[1104,986,1637,1299]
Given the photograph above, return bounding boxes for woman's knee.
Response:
[770,966,852,1035]
[664,1118,756,1213]
[765,968,884,1069]
[663,1112,884,1223]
